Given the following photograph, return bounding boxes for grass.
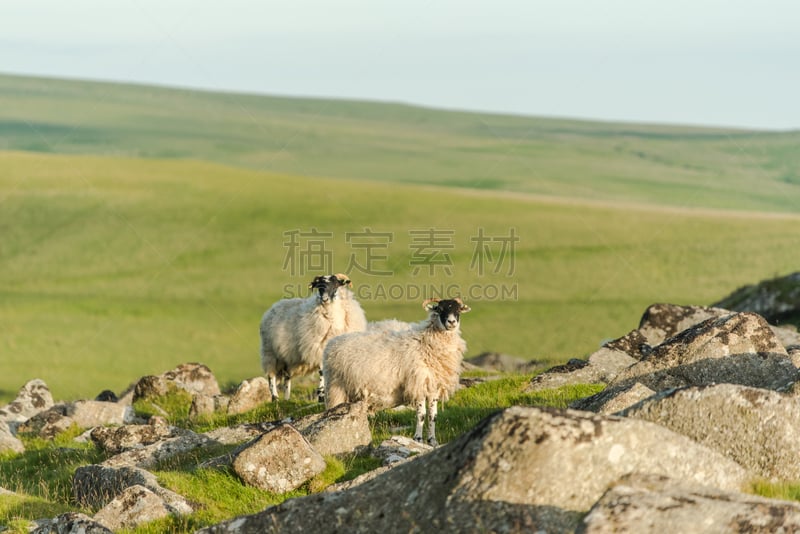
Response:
[0,376,598,533]
[1,150,800,402]
[1,73,800,213]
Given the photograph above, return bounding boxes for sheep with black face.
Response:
[323,297,470,446]
[260,274,367,401]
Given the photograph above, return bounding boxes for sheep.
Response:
[366,318,413,333]
[260,273,367,402]
[323,297,470,446]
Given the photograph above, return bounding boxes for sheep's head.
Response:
[423,298,471,331]
[308,274,352,304]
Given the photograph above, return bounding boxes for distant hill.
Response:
[2,72,799,213]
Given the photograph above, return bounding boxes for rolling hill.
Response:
[1,73,799,402]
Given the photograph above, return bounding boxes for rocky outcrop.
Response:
[227,377,273,415]
[198,406,748,533]
[579,473,800,533]
[0,379,54,425]
[570,381,655,414]
[713,271,800,324]
[291,401,371,457]
[133,362,220,404]
[31,512,112,534]
[92,484,174,531]
[620,383,800,481]
[0,420,24,454]
[90,416,173,454]
[231,424,326,493]
[610,312,796,391]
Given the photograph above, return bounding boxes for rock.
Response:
[68,400,134,428]
[570,382,656,414]
[189,393,230,420]
[163,362,221,396]
[199,406,748,533]
[0,379,54,424]
[231,424,326,493]
[31,512,112,534]
[293,401,371,457]
[94,390,118,402]
[18,404,74,439]
[72,464,193,513]
[202,424,265,446]
[465,352,539,373]
[634,303,731,348]
[133,363,220,404]
[713,271,800,324]
[579,473,800,533]
[90,419,174,455]
[100,428,214,469]
[227,377,272,415]
[620,383,800,480]
[371,435,434,466]
[92,484,173,531]
[526,349,636,393]
[610,312,797,391]
[0,420,24,454]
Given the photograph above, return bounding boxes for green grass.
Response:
[0,376,596,533]
[1,151,800,402]
[1,73,800,213]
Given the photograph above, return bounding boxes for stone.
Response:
[570,382,656,414]
[634,303,731,348]
[189,393,230,420]
[620,383,800,481]
[68,400,134,428]
[526,348,636,392]
[232,424,326,493]
[0,378,54,424]
[465,352,539,373]
[100,428,214,469]
[72,464,193,513]
[0,420,24,454]
[18,404,74,439]
[610,312,797,392]
[579,473,800,533]
[203,424,264,446]
[371,435,434,466]
[199,406,748,533]
[227,377,272,415]
[133,362,220,404]
[713,271,800,324]
[90,419,174,455]
[163,362,221,396]
[92,484,173,531]
[31,512,112,534]
[293,401,371,457]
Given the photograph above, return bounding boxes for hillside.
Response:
[1,150,799,402]
[2,73,800,212]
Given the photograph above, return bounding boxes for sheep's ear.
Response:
[459,304,471,313]
[422,298,439,311]
[334,273,352,287]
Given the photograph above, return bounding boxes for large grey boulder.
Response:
[579,473,800,533]
[634,303,731,348]
[72,464,193,513]
[570,382,655,414]
[0,379,54,425]
[92,484,174,531]
[292,401,371,457]
[526,349,636,392]
[199,406,748,533]
[232,424,326,493]
[31,512,112,534]
[610,312,797,391]
[713,271,800,324]
[620,383,800,481]
[90,417,173,455]
[0,420,24,454]
[100,428,214,469]
[227,377,272,415]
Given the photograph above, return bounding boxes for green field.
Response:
[1,73,800,403]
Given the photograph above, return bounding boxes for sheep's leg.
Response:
[427,398,439,447]
[414,400,426,442]
[268,375,279,402]
[283,374,292,401]
[316,366,325,404]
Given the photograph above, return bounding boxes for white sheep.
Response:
[260,273,367,402]
[323,297,470,446]
[366,318,413,333]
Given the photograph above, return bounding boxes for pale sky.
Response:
[2,0,799,130]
